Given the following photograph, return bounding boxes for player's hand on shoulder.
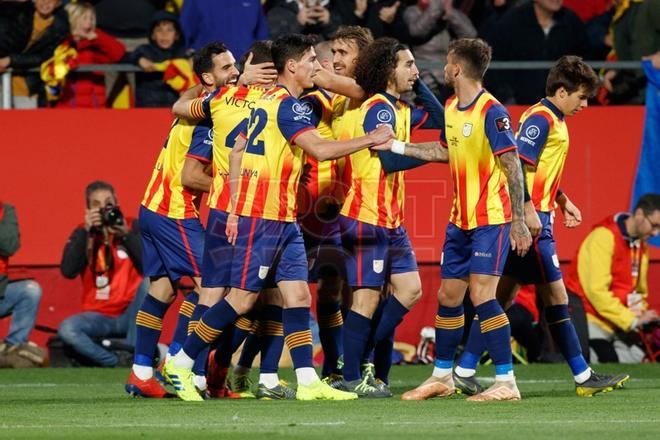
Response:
[510,219,532,257]
[239,52,277,86]
[524,201,542,236]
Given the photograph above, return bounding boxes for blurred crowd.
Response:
[0,0,659,108]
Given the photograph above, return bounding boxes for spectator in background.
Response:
[332,0,369,26]
[404,0,476,98]
[55,1,125,108]
[0,201,44,368]
[181,0,269,58]
[563,0,613,23]
[59,181,147,368]
[602,0,660,104]
[129,11,187,108]
[267,0,341,40]
[566,194,660,363]
[364,0,412,43]
[487,0,588,104]
[91,0,167,51]
[477,0,524,41]
[0,0,70,108]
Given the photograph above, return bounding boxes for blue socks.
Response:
[343,311,372,381]
[169,291,198,357]
[259,305,284,373]
[545,304,589,377]
[476,300,513,379]
[433,304,465,375]
[183,299,237,361]
[134,294,170,367]
[317,301,344,376]
[456,316,486,373]
[283,307,313,369]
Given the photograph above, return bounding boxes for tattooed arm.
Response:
[500,150,532,256]
[373,140,449,162]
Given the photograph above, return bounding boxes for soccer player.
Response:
[163,33,394,401]
[337,37,443,398]
[171,40,279,398]
[125,42,241,398]
[378,38,532,401]
[452,55,630,397]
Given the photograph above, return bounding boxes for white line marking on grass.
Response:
[0,422,348,430]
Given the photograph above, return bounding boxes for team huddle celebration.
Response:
[122,26,633,403]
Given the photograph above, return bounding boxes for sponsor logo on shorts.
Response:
[373,259,384,274]
[258,265,270,280]
[473,251,492,258]
[552,254,560,268]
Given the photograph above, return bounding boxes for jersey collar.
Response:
[541,98,565,121]
[457,89,485,111]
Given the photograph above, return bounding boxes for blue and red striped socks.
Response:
[168,291,198,357]
[433,304,464,377]
[283,307,314,369]
[134,294,170,369]
[476,300,513,381]
[317,300,343,376]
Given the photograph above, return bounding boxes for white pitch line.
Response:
[1,419,659,430]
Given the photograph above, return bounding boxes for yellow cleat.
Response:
[575,372,629,397]
[296,379,358,401]
[163,358,203,402]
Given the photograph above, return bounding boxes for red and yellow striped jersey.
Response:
[330,94,363,201]
[141,114,213,219]
[516,98,569,212]
[234,85,316,221]
[298,87,346,217]
[341,92,417,229]
[443,91,518,229]
[189,85,267,212]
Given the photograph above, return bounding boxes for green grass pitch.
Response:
[1,364,659,439]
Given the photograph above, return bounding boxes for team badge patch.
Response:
[495,116,511,132]
[377,109,393,123]
[462,122,473,137]
[258,265,270,280]
[292,102,313,116]
[525,125,540,140]
[373,259,384,274]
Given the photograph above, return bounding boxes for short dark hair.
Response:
[271,34,316,74]
[635,193,660,215]
[545,55,600,97]
[331,25,374,51]
[239,40,273,68]
[192,42,229,82]
[85,181,116,207]
[354,37,407,95]
[447,38,492,81]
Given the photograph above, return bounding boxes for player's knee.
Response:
[226,291,258,315]
[351,290,379,317]
[437,287,462,307]
[148,277,176,303]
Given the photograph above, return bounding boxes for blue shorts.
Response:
[441,222,511,279]
[339,215,418,288]
[503,211,562,284]
[201,209,234,288]
[139,206,204,282]
[230,217,308,292]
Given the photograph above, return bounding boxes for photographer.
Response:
[566,194,660,363]
[59,181,147,367]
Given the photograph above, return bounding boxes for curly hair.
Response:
[545,55,600,97]
[354,37,407,96]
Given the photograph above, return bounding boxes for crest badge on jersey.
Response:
[377,109,393,123]
[258,265,270,280]
[373,259,384,274]
[525,125,540,140]
[462,122,473,137]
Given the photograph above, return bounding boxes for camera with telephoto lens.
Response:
[100,204,124,227]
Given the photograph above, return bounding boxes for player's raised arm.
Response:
[312,68,365,100]
[294,124,394,161]
[172,84,205,119]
